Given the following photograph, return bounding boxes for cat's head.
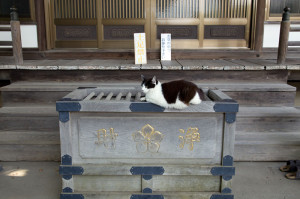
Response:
[141,75,158,93]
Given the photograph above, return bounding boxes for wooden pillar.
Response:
[277,7,291,64]
[10,6,23,65]
[35,0,47,51]
[254,0,266,53]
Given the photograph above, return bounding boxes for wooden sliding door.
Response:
[51,0,98,48]
[45,0,253,49]
[151,0,202,49]
[203,0,252,48]
[98,0,150,49]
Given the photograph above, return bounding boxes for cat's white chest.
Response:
[145,86,168,107]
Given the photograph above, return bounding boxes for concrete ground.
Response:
[0,162,300,199]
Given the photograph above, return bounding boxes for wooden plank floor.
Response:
[1,58,300,70]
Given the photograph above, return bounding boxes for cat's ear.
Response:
[141,75,145,81]
[151,76,157,84]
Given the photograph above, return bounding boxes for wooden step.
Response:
[0,130,59,145]
[0,105,60,161]
[1,105,300,161]
[236,107,300,133]
[0,130,60,161]
[0,81,296,106]
[235,107,300,161]
[0,144,60,161]
[0,106,58,131]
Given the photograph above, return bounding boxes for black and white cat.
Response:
[140,75,204,109]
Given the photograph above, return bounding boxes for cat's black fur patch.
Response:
[162,80,204,104]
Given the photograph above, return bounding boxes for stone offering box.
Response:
[56,85,239,199]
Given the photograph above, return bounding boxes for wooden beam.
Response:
[288,41,300,46]
[35,0,47,51]
[0,41,13,46]
[277,7,291,64]
[254,0,266,52]
[10,20,23,64]
[0,27,11,31]
[290,27,300,32]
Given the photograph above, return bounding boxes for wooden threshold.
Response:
[1,48,300,60]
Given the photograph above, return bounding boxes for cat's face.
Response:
[141,75,157,93]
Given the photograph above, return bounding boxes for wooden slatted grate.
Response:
[82,91,145,102]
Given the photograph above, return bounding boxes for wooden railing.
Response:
[54,0,97,19]
[102,0,145,19]
[0,7,23,65]
[204,0,249,18]
[156,0,199,18]
[277,7,300,64]
[156,0,249,19]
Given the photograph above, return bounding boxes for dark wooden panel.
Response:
[56,26,97,40]
[157,25,198,39]
[0,27,11,31]
[288,41,300,46]
[289,71,300,81]
[8,70,289,83]
[55,40,98,48]
[270,0,300,14]
[0,41,13,46]
[0,0,31,18]
[104,25,144,40]
[204,25,245,39]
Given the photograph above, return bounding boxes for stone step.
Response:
[0,81,296,106]
[235,107,300,161]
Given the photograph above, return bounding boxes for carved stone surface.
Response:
[77,116,221,160]
[104,25,144,40]
[157,25,198,39]
[204,25,245,39]
[56,26,97,40]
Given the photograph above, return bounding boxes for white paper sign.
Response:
[161,33,171,60]
[134,33,147,64]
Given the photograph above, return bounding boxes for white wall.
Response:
[0,25,38,48]
[264,23,300,48]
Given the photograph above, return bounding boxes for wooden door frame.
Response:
[44,0,55,50]
[35,0,47,51]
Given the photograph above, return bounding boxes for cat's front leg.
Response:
[140,97,146,101]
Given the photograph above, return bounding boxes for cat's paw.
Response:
[140,97,146,101]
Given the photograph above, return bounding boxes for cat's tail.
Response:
[197,88,205,101]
